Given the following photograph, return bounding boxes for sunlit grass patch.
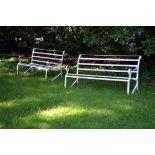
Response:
[38,105,114,119]
[16,105,115,128]
[0,58,155,128]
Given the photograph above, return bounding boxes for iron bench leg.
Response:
[45,69,48,79]
[71,78,78,87]
[64,75,67,88]
[127,79,130,95]
[17,64,19,74]
[127,69,131,95]
[51,72,61,81]
[60,68,63,78]
[131,79,138,94]
[17,64,32,74]
[24,67,32,73]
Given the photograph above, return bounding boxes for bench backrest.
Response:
[31,48,65,66]
[76,54,142,79]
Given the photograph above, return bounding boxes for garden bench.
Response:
[65,54,142,95]
[17,48,65,80]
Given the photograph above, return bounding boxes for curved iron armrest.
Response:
[129,67,138,74]
[18,56,32,63]
[65,65,77,74]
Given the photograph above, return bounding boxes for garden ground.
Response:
[0,57,155,128]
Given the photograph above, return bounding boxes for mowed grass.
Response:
[0,57,155,128]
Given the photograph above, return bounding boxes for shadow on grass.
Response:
[0,60,155,128]
[5,101,155,129]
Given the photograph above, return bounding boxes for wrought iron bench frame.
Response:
[17,48,65,80]
[64,54,142,95]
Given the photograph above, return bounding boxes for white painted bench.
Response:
[17,48,65,80]
[65,54,142,95]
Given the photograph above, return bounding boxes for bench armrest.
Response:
[65,65,77,73]
[65,66,69,74]
[68,65,77,69]
[65,65,77,74]
[18,56,32,63]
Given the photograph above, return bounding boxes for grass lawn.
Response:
[0,57,155,128]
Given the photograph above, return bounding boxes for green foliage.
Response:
[140,27,155,55]
[81,26,144,54]
[0,26,155,55]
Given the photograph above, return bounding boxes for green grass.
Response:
[0,57,155,128]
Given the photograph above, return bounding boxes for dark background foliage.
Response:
[0,26,155,56]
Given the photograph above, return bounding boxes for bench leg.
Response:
[60,69,63,78]
[52,72,61,81]
[131,80,138,94]
[127,80,130,95]
[71,78,78,87]
[45,69,48,79]
[24,67,32,73]
[64,76,67,88]
[17,64,19,74]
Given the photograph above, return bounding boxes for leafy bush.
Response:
[0,26,155,56]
